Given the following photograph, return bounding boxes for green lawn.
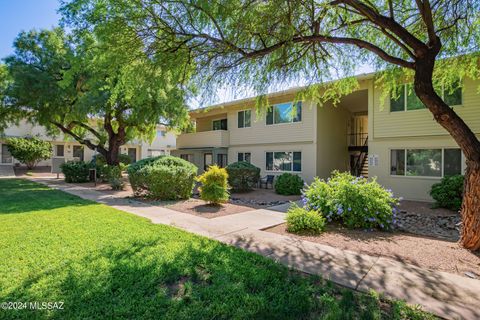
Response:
[0,179,433,319]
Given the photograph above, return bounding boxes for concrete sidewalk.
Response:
[31,177,480,320]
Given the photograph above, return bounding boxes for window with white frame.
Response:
[390,148,462,177]
[237,152,251,163]
[390,82,462,112]
[266,102,302,125]
[238,110,251,128]
[266,151,301,172]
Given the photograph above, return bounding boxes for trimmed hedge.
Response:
[127,156,197,200]
[197,165,230,205]
[225,161,260,192]
[61,161,90,183]
[430,175,464,211]
[275,173,304,195]
[286,204,325,234]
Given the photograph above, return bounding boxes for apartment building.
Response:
[173,74,478,201]
[0,120,176,166]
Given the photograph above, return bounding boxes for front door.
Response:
[73,146,84,161]
[204,153,213,171]
[128,148,137,163]
[1,144,12,164]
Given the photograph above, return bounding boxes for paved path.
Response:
[0,165,15,178]
[31,177,480,320]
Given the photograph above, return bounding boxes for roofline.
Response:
[189,72,376,114]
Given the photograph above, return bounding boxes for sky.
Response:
[0,0,61,59]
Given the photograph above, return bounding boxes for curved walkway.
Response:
[31,177,480,320]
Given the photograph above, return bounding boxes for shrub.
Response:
[127,155,197,200]
[226,161,260,192]
[430,175,464,211]
[92,154,130,182]
[197,165,230,205]
[275,173,304,195]
[118,154,132,165]
[61,161,90,183]
[286,204,325,234]
[5,137,52,169]
[303,171,399,230]
[105,165,124,190]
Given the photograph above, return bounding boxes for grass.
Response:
[0,179,434,319]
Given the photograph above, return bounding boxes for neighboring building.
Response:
[0,120,176,166]
[172,74,477,201]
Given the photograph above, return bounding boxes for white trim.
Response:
[265,101,303,126]
[237,109,252,129]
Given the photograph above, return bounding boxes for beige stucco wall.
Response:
[228,142,317,183]
[316,101,351,178]
[368,78,479,201]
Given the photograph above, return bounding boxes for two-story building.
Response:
[173,73,477,201]
[0,120,177,167]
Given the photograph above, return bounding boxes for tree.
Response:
[1,27,191,165]
[6,137,52,169]
[60,0,480,250]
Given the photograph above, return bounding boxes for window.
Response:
[212,119,228,130]
[238,110,251,128]
[73,145,84,161]
[391,148,462,177]
[180,154,193,162]
[217,154,228,168]
[266,102,302,125]
[390,82,462,112]
[238,152,251,163]
[157,130,166,138]
[266,151,301,172]
[55,145,65,157]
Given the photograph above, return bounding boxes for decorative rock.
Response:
[394,212,460,241]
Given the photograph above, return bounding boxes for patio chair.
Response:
[259,175,275,189]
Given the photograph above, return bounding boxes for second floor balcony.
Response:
[177,130,230,149]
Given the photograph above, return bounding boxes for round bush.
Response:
[286,204,325,234]
[225,161,260,192]
[127,155,197,200]
[197,165,230,205]
[61,161,91,183]
[303,171,399,230]
[430,175,464,211]
[275,173,304,195]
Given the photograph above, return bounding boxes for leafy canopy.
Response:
[6,137,52,169]
[60,0,480,108]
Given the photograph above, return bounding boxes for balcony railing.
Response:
[348,132,368,147]
[177,130,229,149]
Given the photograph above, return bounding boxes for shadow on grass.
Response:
[0,235,424,320]
[0,179,90,214]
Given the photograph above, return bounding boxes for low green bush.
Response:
[61,161,90,183]
[5,137,52,169]
[286,204,325,234]
[303,171,399,230]
[127,155,197,200]
[104,165,124,190]
[430,175,464,211]
[118,153,133,165]
[226,161,260,192]
[197,165,230,205]
[275,173,304,195]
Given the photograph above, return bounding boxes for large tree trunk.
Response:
[414,55,480,251]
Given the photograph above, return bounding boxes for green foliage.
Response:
[61,161,91,183]
[0,179,433,320]
[104,165,124,190]
[286,204,325,235]
[127,156,197,200]
[5,137,52,169]
[225,161,260,192]
[430,175,464,211]
[303,171,399,230]
[275,173,304,195]
[118,154,132,165]
[197,165,230,205]
[1,23,191,165]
